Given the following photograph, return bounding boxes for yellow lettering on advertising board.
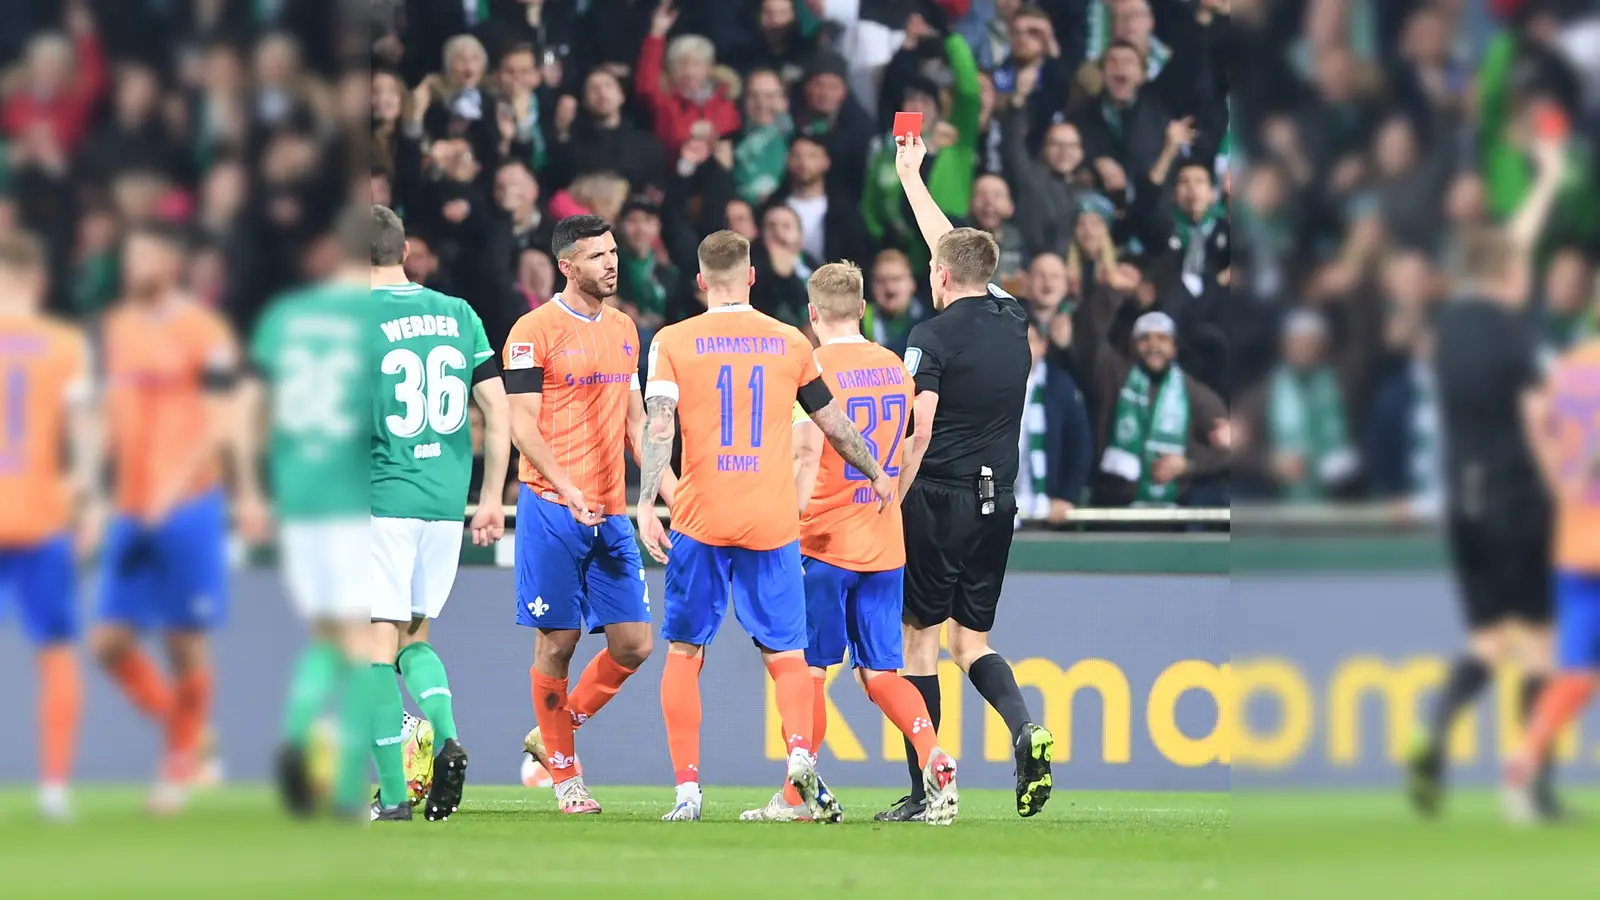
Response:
[1328,657,1470,764]
[1231,658,1313,769]
[1148,660,1228,766]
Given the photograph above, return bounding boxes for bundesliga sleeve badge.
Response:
[507,342,535,370]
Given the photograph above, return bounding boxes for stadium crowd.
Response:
[5,0,1598,526]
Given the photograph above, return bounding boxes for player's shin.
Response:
[397,641,457,743]
[369,662,409,809]
[781,672,829,807]
[37,645,82,788]
[660,650,704,785]
[1518,673,1598,776]
[864,671,937,767]
[530,667,579,784]
[331,656,371,812]
[569,644,644,726]
[281,640,344,746]
[766,656,816,755]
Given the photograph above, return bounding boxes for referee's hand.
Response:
[870,471,896,512]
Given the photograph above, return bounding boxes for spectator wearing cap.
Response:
[547,67,667,198]
[1,9,105,157]
[636,5,742,159]
[773,133,872,270]
[731,69,796,206]
[1089,310,1228,508]
[1067,194,1140,299]
[792,51,877,199]
[1235,310,1358,503]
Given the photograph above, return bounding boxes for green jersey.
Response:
[369,283,494,521]
[250,281,372,520]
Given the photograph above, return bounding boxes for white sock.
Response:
[675,782,701,805]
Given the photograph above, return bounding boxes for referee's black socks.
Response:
[1426,655,1489,756]
[903,674,940,803]
[968,653,1033,744]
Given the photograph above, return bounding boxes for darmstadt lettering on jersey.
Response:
[717,454,761,472]
[380,315,462,342]
[694,336,788,356]
[565,371,633,387]
[833,366,905,391]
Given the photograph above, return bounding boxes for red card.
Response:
[1533,101,1570,142]
[892,111,924,140]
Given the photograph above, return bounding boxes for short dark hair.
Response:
[125,220,190,253]
[501,41,537,63]
[1103,39,1146,66]
[552,215,612,259]
[371,205,406,266]
[1177,160,1214,182]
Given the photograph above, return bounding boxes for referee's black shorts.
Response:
[1446,515,1552,629]
[902,480,1016,632]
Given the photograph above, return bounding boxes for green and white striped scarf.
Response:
[1409,362,1439,505]
[1268,366,1356,502]
[1086,2,1171,78]
[1018,360,1050,519]
[1102,364,1189,506]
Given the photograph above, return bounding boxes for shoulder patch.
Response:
[904,347,924,376]
[987,283,1016,301]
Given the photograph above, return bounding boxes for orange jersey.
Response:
[102,301,237,516]
[504,297,641,514]
[1550,340,1600,571]
[646,305,821,550]
[0,313,89,546]
[796,337,909,571]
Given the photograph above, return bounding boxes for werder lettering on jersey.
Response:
[380,315,463,342]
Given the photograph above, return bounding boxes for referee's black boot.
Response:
[873,794,926,822]
[1014,723,1055,818]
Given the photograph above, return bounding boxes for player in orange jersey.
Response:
[1504,337,1600,823]
[638,231,893,822]
[505,215,678,814]
[0,233,100,821]
[737,262,958,826]
[90,224,241,815]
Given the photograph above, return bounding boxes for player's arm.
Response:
[898,390,939,497]
[232,369,272,541]
[63,347,105,554]
[803,379,894,510]
[1505,136,1566,304]
[148,336,238,522]
[792,402,823,514]
[638,393,676,515]
[628,385,677,510]
[893,133,954,253]
[471,364,511,515]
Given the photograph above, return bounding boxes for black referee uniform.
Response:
[901,283,1031,630]
[1409,292,1553,815]
[884,282,1053,822]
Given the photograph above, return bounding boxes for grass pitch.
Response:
[3,784,1598,898]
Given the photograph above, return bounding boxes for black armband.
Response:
[797,377,833,414]
[504,366,544,394]
[471,357,501,385]
[905,408,915,438]
[201,366,238,392]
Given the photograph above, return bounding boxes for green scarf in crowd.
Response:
[1268,366,1356,502]
[617,249,674,319]
[1018,360,1050,518]
[1085,2,1171,77]
[1101,365,1189,506]
[733,115,794,205]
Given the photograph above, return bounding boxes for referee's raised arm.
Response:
[878,132,1056,824]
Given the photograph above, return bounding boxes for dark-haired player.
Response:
[509,215,677,814]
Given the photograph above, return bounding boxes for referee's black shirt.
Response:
[1433,295,1549,524]
[903,284,1031,488]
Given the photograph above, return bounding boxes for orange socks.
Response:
[37,647,81,785]
[867,672,938,769]
[109,649,173,722]
[661,653,703,785]
[1523,674,1598,763]
[569,651,637,727]
[766,657,815,756]
[530,668,579,785]
[783,673,829,806]
[168,668,212,779]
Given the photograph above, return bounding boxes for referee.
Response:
[877,133,1053,822]
[1408,134,1566,820]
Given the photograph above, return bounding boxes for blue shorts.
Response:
[97,490,228,631]
[803,558,905,671]
[0,534,78,644]
[514,485,649,633]
[662,533,806,652]
[1556,570,1600,670]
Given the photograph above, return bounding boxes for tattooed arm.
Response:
[809,400,896,510]
[635,394,678,562]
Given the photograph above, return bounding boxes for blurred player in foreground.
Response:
[506,215,677,814]
[0,233,99,820]
[637,231,893,822]
[368,205,509,821]
[91,224,239,814]
[1407,133,1566,818]
[740,262,957,826]
[1504,334,1600,823]
[237,208,374,818]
